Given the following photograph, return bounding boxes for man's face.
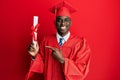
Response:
[55,16,72,36]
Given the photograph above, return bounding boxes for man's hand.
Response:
[28,41,39,58]
[45,46,65,63]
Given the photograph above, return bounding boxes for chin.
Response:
[61,31,68,35]
[58,29,68,34]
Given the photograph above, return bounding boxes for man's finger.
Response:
[45,46,55,51]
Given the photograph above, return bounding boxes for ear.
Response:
[69,20,72,26]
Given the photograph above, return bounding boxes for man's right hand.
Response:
[28,41,39,58]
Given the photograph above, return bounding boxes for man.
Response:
[26,1,91,80]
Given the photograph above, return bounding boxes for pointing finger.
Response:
[45,46,55,51]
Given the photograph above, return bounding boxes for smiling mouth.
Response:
[60,26,66,30]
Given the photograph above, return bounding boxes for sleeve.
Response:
[25,40,45,80]
[63,38,91,80]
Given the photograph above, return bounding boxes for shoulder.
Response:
[70,33,87,44]
[70,34,90,51]
[69,33,90,49]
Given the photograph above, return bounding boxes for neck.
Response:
[58,32,69,37]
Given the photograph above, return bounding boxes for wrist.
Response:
[60,58,65,64]
[31,53,37,59]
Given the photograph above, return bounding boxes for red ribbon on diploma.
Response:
[31,24,40,41]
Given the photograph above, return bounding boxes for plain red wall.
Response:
[0,0,120,80]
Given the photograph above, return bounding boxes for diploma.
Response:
[32,16,38,48]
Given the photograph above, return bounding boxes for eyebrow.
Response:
[56,17,70,20]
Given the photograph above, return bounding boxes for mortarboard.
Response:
[49,1,77,18]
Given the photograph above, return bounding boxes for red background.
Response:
[0,0,120,80]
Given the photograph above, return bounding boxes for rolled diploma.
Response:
[33,16,38,48]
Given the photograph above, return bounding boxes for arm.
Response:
[63,38,91,80]
[26,40,45,80]
[45,38,91,80]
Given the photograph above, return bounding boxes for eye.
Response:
[56,18,62,22]
[64,18,71,22]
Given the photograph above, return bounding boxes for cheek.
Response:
[66,22,71,27]
[56,23,61,27]
[55,23,60,29]
[56,22,59,25]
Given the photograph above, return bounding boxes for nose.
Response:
[61,20,65,26]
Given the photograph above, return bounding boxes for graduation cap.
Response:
[49,1,77,18]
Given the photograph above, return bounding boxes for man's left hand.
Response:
[45,46,65,63]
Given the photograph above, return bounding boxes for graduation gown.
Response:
[26,33,91,80]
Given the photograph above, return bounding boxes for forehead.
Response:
[56,16,71,19]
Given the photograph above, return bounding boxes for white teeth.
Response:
[61,26,66,30]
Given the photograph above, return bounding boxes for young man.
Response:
[26,1,91,80]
